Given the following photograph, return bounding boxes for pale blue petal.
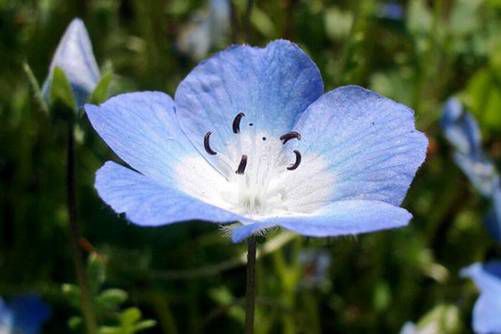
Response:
[462,262,501,333]
[85,92,201,188]
[292,85,428,206]
[441,97,482,157]
[175,40,323,159]
[42,18,100,107]
[262,200,412,237]
[461,261,501,294]
[209,0,231,42]
[453,152,499,197]
[399,322,417,334]
[0,298,13,330]
[472,293,501,334]
[95,161,241,226]
[177,15,212,60]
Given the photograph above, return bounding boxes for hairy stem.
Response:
[66,122,97,334]
[245,236,257,334]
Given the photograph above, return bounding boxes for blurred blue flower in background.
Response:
[399,321,417,334]
[85,40,427,243]
[177,0,231,60]
[0,295,50,334]
[42,18,100,107]
[377,2,404,20]
[461,261,501,334]
[441,97,501,241]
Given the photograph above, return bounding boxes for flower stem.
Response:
[245,236,257,334]
[66,121,98,334]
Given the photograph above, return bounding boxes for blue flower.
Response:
[461,261,501,334]
[0,295,50,334]
[177,0,231,60]
[441,98,501,241]
[42,18,100,107]
[85,40,428,243]
[399,322,416,334]
[377,3,404,20]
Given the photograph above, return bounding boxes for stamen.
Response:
[232,112,246,134]
[287,150,301,170]
[235,154,248,174]
[204,131,217,155]
[280,131,301,144]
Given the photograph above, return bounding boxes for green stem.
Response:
[66,121,97,334]
[245,236,257,334]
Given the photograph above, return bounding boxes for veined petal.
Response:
[291,85,428,206]
[85,91,213,188]
[175,39,323,160]
[260,200,411,237]
[42,18,100,107]
[461,261,501,294]
[95,161,241,226]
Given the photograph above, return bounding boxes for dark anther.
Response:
[287,150,302,170]
[232,112,246,134]
[280,131,301,144]
[262,137,266,141]
[236,155,248,174]
[204,131,217,155]
[249,123,254,126]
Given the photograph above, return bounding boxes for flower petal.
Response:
[42,18,100,107]
[292,85,428,206]
[461,261,501,293]
[472,293,501,334]
[453,152,499,197]
[95,161,241,226]
[440,97,482,157]
[262,200,411,237]
[85,92,205,187]
[175,39,323,158]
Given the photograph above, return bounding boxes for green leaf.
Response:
[324,7,353,41]
[466,66,501,133]
[120,307,142,325]
[62,283,82,309]
[87,253,106,293]
[133,319,157,332]
[50,67,77,112]
[89,71,113,105]
[96,288,128,309]
[68,316,82,330]
[251,7,276,38]
[22,62,48,115]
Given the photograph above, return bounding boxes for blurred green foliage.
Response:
[1,0,501,333]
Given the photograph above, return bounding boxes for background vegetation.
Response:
[1,0,501,332]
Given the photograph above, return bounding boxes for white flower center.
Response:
[175,114,335,218]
